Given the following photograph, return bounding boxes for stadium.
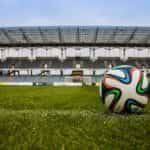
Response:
[0,26,150,85]
[0,25,149,149]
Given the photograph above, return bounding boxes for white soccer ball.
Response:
[100,65,149,113]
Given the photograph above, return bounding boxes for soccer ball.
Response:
[100,65,149,113]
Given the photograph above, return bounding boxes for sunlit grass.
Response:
[0,86,149,150]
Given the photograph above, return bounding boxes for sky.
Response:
[0,0,150,27]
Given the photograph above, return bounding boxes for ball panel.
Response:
[106,68,131,84]
[136,73,149,95]
[106,89,122,112]
[142,72,149,89]
[105,94,114,108]
[123,99,144,113]
[106,70,125,78]
[113,65,133,69]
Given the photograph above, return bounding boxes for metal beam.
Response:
[141,33,150,44]
[1,42,150,47]
[38,27,48,43]
[19,28,31,43]
[108,27,118,43]
[58,27,63,43]
[93,27,99,43]
[96,27,105,43]
[1,29,15,43]
[76,27,80,43]
[125,27,138,43]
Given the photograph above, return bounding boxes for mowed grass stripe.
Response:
[0,86,149,150]
[0,86,103,111]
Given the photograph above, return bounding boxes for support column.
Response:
[90,47,96,62]
[60,47,66,62]
[1,48,6,62]
[120,48,128,62]
[30,48,36,61]
[122,48,128,62]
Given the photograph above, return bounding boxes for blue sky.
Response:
[0,0,150,27]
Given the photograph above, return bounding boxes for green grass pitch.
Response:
[0,86,149,150]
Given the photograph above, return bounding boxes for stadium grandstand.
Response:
[0,26,150,85]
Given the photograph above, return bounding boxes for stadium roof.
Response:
[0,26,150,47]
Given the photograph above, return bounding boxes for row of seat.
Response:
[0,59,149,69]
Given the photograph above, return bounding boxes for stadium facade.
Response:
[0,26,150,85]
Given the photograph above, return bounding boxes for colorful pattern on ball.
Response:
[100,65,149,113]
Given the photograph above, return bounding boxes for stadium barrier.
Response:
[0,81,83,86]
[0,82,33,86]
[53,82,82,86]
